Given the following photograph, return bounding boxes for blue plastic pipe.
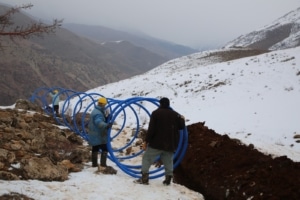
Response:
[29,87,188,179]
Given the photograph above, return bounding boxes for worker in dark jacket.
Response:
[88,97,112,172]
[134,97,185,185]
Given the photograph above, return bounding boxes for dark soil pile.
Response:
[174,122,300,200]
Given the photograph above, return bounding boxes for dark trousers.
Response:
[53,105,59,114]
[92,144,108,167]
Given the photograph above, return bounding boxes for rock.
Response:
[15,99,42,112]
[0,148,16,163]
[0,171,20,180]
[0,107,89,182]
[21,157,68,181]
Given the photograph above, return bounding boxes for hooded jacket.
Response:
[87,105,109,146]
[145,105,184,152]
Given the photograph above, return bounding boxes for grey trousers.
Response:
[141,146,174,176]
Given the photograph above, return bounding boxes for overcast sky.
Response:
[1,0,300,49]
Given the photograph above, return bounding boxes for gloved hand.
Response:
[106,122,113,129]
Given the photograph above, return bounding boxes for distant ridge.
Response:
[224,7,300,50]
[63,23,198,59]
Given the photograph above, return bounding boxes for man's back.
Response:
[146,107,181,152]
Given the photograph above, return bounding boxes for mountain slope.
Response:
[224,7,300,50]
[62,23,198,59]
[0,4,168,106]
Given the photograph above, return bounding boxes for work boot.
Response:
[134,172,149,185]
[100,151,108,167]
[91,152,98,167]
[163,175,172,186]
[97,165,107,173]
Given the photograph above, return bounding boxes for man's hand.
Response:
[106,122,113,129]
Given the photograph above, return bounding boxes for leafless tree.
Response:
[0,3,62,42]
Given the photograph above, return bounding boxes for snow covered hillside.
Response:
[87,47,300,162]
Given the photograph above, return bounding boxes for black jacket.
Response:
[146,107,185,152]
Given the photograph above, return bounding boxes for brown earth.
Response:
[174,122,300,200]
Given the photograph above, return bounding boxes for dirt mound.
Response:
[174,122,300,199]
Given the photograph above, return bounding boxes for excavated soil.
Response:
[174,122,300,200]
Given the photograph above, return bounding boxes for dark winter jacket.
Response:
[145,107,185,152]
[87,105,109,146]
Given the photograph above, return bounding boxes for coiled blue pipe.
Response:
[30,87,188,179]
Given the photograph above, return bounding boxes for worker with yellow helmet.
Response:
[88,97,113,172]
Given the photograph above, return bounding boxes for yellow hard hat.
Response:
[98,97,107,105]
[53,90,58,94]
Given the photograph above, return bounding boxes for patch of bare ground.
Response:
[174,122,300,200]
